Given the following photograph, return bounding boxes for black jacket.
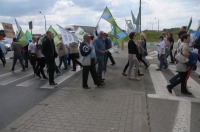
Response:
[128,40,139,57]
[42,37,57,61]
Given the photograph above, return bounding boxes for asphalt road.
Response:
[0,42,200,131]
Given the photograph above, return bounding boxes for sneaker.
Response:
[83,86,91,89]
[138,73,144,76]
[21,69,26,72]
[97,82,105,87]
[111,63,115,65]
[43,76,48,79]
[49,82,58,86]
[181,91,192,95]
[156,69,161,71]
[145,64,150,69]
[167,85,172,93]
[36,73,41,78]
[122,72,127,76]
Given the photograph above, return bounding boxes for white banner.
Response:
[75,27,85,41]
[57,24,75,45]
[125,19,135,35]
[2,22,15,38]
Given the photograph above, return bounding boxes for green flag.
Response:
[101,7,117,26]
[186,17,192,33]
[19,35,28,47]
[17,30,24,40]
[48,26,59,45]
[25,30,32,42]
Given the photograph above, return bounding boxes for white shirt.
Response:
[28,42,36,53]
[158,40,165,54]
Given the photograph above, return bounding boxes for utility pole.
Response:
[39,11,47,32]
[139,0,141,33]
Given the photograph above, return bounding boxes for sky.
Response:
[0,0,199,35]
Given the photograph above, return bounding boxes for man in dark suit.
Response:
[42,31,58,85]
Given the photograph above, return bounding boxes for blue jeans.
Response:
[169,73,180,83]
[158,54,167,69]
[97,56,105,80]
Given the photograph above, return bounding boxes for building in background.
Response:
[65,25,95,35]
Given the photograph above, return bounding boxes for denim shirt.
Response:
[93,37,106,57]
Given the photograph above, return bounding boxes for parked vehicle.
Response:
[2,40,11,53]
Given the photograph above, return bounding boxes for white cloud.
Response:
[0,0,199,35]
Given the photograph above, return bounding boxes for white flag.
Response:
[75,27,85,41]
[57,24,75,45]
[14,18,22,32]
[125,19,135,35]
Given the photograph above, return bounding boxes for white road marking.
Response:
[40,67,81,89]
[146,51,158,60]
[0,72,33,85]
[16,77,41,87]
[172,101,191,132]
[0,69,22,78]
[148,94,200,103]
[149,64,193,132]
[148,64,173,95]
[168,65,200,99]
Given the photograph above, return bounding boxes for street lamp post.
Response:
[150,22,153,31]
[39,11,46,32]
[155,18,159,32]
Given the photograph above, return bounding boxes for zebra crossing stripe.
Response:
[168,65,200,99]
[0,72,33,85]
[16,77,41,87]
[40,68,82,89]
[149,64,192,132]
[148,64,173,95]
[146,51,158,60]
[172,101,191,132]
[0,69,22,78]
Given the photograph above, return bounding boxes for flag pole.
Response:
[139,0,141,33]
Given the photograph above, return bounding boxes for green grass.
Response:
[110,30,180,44]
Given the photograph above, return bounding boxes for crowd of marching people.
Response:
[0,26,200,91]
[120,25,200,96]
[0,30,116,88]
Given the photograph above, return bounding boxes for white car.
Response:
[2,40,11,53]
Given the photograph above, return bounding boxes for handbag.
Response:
[175,48,189,63]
